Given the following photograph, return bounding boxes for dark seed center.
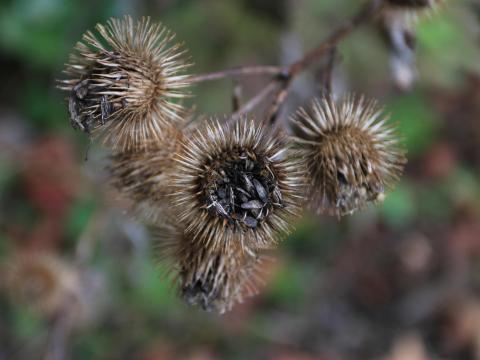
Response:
[68,63,127,133]
[204,152,283,229]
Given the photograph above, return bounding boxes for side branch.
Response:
[288,0,384,77]
[189,0,385,124]
[267,0,385,125]
[188,66,285,83]
[228,80,279,125]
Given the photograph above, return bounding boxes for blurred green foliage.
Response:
[65,197,96,241]
[387,92,438,158]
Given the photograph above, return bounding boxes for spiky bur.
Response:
[179,242,266,313]
[59,16,191,151]
[171,119,304,252]
[292,96,406,217]
[108,125,184,222]
[154,221,268,314]
[2,253,83,317]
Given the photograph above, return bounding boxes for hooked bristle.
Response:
[59,16,192,152]
[171,118,305,252]
[292,95,406,216]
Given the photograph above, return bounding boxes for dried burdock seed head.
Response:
[292,96,406,217]
[108,125,184,222]
[2,253,83,318]
[155,221,267,314]
[59,16,191,151]
[179,242,266,314]
[171,119,304,252]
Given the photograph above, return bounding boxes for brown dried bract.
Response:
[59,16,192,152]
[154,220,268,314]
[292,96,406,217]
[171,119,305,252]
[108,125,184,222]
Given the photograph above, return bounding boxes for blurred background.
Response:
[1,0,480,359]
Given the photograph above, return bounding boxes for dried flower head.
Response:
[59,16,191,151]
[179,242,265,313]
[155,221,267,314]
[171,119,304,252]
[108,125,184,222]
[292,96,406,216]
[2,253,83,317]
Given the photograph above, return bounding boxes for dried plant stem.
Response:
[266,76,293,125]
[228,79,279,125]
[190,0,384,122]
[232,81,243,112]
[188,66,285,83]
[267,0,384,124]
[288,0,383,77]
[322,47,338,95]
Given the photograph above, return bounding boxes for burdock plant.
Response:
[56,0,450,313]
[59,16,191,151]
[155,220,267,313]
[171,119,304,252]
[292,96,406,216]
[108,124,184,222]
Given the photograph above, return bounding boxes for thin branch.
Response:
[266,77,293,126]
[288,0,384,77]
[227,80,279,125]
[268,0,384,125]
[232,80,242,112]
[322,46,338,95]
[188,66,285,83]
[188,0,384,125]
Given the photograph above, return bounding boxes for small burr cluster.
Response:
[59,12,408,313]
